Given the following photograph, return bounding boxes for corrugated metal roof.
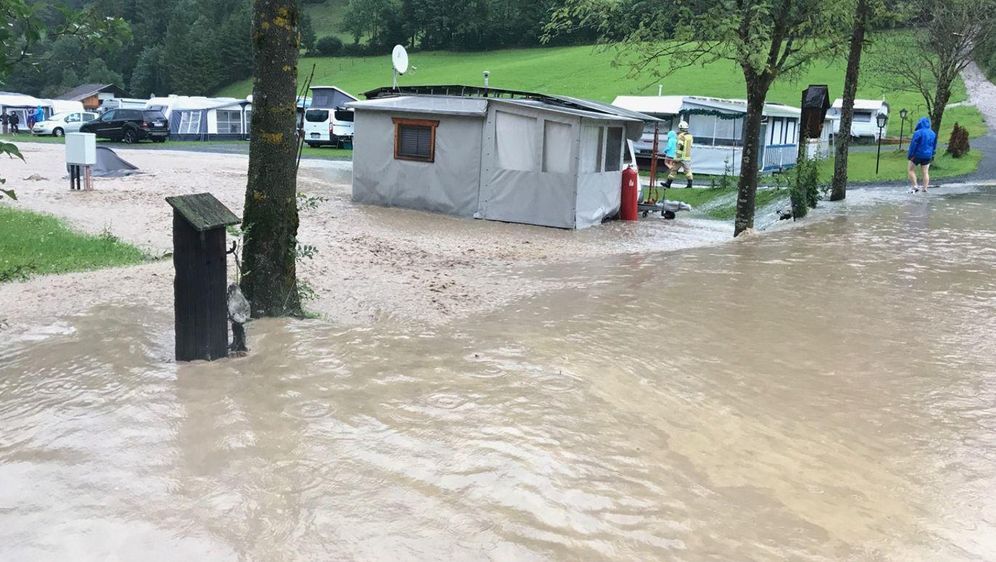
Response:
[347,96,489,117]
[611,95,685,116]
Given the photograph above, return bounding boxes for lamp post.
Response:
[898,108,908,150]
[875,112,888,175]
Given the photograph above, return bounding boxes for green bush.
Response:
[790,150,822,219]
[313,35,344,57]
[946,122,971,158]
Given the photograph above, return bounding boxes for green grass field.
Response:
[0,206,147,282]
[216,42,985,138]
[818,148,981,184]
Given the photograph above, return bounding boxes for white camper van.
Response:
[303,107,355,147]
[302,86,357,148]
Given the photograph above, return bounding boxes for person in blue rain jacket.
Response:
[907,116,937,193]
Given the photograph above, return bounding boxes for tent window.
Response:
[217,110,242,134]
[393,118,438,162]
[604,127,623,172]
[542,120,572,174]
[496,111,538,171]
[853,111,873,123]
[178,111,201,134]
[580,125,604,173]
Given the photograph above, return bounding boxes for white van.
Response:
[303,107,354,148]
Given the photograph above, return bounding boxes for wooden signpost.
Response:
[166,193,241,362]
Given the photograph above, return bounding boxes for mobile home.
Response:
[827,99,889,139]
[612,95,806,174]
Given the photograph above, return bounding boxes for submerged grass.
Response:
[0,206,147,282]
[662,186,789,220]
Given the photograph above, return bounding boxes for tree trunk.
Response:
[930,83,952,137]
[734,81,769,237]
[830,0,869,202]
[240,0,302,317]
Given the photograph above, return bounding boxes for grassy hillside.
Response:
[216,44,984,138]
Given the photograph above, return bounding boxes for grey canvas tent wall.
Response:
[348,91,650,229]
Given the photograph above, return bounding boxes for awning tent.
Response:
[349,87,656,229]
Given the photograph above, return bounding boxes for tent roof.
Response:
[166,193,241,231]
[831,98,888,111]
[309,85,358,101]
[148,95,248,111]
[612,95,801,119]
[347,96,489,117]
[361,85,660,122]
[57,83,130,101]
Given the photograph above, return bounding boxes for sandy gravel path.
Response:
[961,62,996,133]
[1,143,730,333]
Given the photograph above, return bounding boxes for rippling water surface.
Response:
[2,189,995,561]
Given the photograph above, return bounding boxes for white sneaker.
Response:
[908,186,919,193]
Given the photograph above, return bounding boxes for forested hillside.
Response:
[6,0,602,98]
[8,0,251,98]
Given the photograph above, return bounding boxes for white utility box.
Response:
[65,133,97,165]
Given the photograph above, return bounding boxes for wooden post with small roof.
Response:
[166,193,241,361]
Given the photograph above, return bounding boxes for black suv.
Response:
[80,109,169,143]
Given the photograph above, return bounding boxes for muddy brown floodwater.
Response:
[1,187,995,561]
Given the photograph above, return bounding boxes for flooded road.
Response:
[2,188,995,560]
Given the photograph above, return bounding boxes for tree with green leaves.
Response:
[546,0,849,237]
[239,0,303,317]
[872,0,996,136]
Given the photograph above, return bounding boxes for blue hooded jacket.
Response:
[664,130,678,158]
[908,117,937,161]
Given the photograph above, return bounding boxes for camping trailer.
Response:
[612,95,806,174]
[146,95,252,140]
[827,99,889,139]
[348,86,655,229]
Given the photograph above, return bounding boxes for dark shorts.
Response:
[910,157,932,166]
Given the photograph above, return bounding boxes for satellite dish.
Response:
[392,45,409,75]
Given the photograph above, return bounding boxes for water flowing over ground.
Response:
[2,187,995,560]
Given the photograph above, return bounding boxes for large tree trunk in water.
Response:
[830,0,869,202]
[734,83,768,237]
[930,84,951,137]
[240,0,302,317]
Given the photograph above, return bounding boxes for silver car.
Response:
[31,111,99,137]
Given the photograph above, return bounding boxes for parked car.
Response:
[79,109,169,143]
[31,111,99,137]
[303,107,354,148]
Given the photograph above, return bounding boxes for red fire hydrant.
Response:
[620,165,639,221]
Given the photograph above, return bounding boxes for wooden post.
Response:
[167,193,241,362]
[648,122,660,202]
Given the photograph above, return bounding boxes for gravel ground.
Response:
[962,62,996,133]
[0,144,732,334]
